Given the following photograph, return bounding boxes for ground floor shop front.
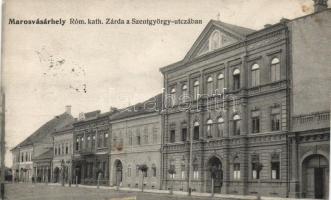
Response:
[72,154,109,185]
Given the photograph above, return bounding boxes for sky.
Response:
[3,0,317,166]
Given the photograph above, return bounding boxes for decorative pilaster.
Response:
[289,135,299,198]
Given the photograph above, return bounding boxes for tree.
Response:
[167,166,176,194]
[138,164,148,192]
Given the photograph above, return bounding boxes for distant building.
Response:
[160,3,330,199]
[109,94,162,189]
[72,110,111,185]
[11,106,74,182]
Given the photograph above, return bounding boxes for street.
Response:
[3,183,238,200]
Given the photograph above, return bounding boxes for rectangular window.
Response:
[76,138,79,151]
[252,117,260,133]
[271,162,280,179]
[193,126,199,140]
[233,74,240,90]
[233,120,240,136]
[251,69,260,87]
[152,167,157,177]
[129,134,133,145]
[170,130,176,143]
[136,165,139,177]
[252,163,260,179]
[65,145,68,154]
[193,170,199,180]
[234,163,240,180]
[98,133,103,148]
[137,135,141,145]
[128,167,131,177]
[217,123,224,137]
[271,62,280,82]
[104,133,109,147]
[92,135,96,149]
[181,128,187,142]
[251,155,261,180]
[217,78,224,94]
[271,113,280,131]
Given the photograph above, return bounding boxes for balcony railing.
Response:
[292,111,330,132]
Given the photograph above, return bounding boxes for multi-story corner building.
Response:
[11,106,74,182]
[160,2,330,199]
[109,94,162,190]
[72,110,111,185]
[52,121,74,184]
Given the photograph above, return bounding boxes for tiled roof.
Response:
[53,121,74,134]
[11,112,74,150]
[110,93,162,121]
[32,149,53,161]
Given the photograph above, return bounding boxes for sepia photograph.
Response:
[0,0,330,199]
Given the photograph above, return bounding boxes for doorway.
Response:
[302,154,329,199]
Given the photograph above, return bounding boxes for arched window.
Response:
[181,84,188,103]
[217,73,224,94]
[251,64,260,87]
[271,58,280,82]
[193,80,199,100]
[233,69,240,90]
[210,30,222,50]
[217,117,224,137]
[206,119,213,138]
[170,87,176,106]
[207,76,213,96]
[233,114,241,136]
[193,121,200,140]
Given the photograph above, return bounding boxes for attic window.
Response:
[209,30,222,51]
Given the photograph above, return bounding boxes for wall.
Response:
[290,10,331,115]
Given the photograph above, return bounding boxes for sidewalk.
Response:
[34,183,323,200]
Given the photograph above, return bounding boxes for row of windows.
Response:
[54,143,72,156]
[17,151,32,163]
[127,164,157,178]
[113,127,158,148]
[168,154,280,181]
[168,108,281,143]
[169,57,281,104]
[75,132,109,151]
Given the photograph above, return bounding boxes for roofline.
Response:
[159,9,330,74]
[111,111,160,124]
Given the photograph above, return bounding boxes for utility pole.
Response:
[0,92,5,200]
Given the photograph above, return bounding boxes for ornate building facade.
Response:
[109,94,162,190]
[160,4,330,199]
[52,122,74,184]
[72,110,111,185]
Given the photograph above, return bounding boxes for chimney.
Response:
[314,0,328,12]
[65,105,71,115]
[264,24,272,28]
[110,106,118,113]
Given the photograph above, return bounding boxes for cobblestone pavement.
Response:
[3,183,243,200]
